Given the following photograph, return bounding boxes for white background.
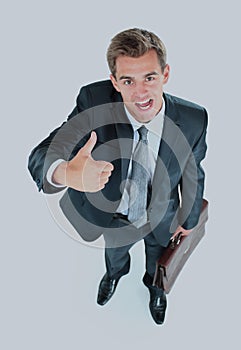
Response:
[1,0,240,348]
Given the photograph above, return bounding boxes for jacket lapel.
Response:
[159,93,181,163]
[151,93,182,202]
[112,102,134,182]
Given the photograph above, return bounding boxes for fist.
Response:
[53,131,114,192]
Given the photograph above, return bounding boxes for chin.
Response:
[135,111,156,123]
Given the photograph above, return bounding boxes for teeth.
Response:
[136,99,152,110]
[137,99,150,105]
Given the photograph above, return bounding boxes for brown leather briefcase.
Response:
[153,199,209,293]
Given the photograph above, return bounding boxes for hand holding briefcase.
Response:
[153,199,209,294]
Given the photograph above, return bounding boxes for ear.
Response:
[163,64,170,84]
[110,74,121,92]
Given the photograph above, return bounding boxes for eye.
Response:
[123,80,133,85]
[146,76,155,82]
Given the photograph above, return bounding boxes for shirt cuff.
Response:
[46,159,67,188]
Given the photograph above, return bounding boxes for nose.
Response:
[134,82,148,99]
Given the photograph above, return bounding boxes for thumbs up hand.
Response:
[52,131,114,192]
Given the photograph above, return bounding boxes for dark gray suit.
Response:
[28,79,208,277]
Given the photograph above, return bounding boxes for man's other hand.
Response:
[171,225,192,239]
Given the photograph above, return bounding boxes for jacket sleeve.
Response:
[28,86,92,193]
[178,108,208,229]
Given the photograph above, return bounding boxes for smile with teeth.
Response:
[135,99,153,110]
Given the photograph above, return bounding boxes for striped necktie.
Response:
[128,126,150,228]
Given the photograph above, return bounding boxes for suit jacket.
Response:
[28,80,208,247]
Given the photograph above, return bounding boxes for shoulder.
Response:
[165,92,206,112]
[77,80,122,109]
[164,92,208,129]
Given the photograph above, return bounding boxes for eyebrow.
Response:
[119,71,159,80]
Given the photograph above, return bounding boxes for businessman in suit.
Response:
[28,28,208,324]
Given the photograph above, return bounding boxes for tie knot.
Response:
[138,126,148,143]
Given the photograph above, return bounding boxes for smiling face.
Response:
[110,49,170,123]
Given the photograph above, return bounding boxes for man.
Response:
[28,28,208,324]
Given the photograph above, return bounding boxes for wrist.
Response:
[52,161,68,186]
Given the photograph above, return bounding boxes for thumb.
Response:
[81,131,97,155]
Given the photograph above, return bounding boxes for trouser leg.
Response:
[143,232,166,288]
[103,217,165,283]
[142,232,167,324]
[105,242,133,279]
[103,216,140,279]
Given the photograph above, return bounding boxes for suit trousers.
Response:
[103,216,165,283]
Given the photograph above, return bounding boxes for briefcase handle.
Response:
[170,233,182,249]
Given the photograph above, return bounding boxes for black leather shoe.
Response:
[97,273,120,306]
[142,273,167,324]
[149,289,167,325]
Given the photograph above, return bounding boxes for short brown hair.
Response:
[107,28,167,77]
